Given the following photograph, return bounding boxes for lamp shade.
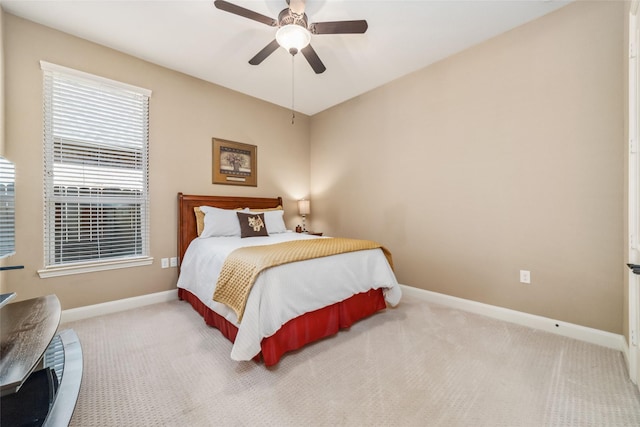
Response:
[298,199,310,216]
[276,24,311,53]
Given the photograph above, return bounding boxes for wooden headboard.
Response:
[177,193,283,266]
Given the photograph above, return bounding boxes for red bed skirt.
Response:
[178,287,386,366]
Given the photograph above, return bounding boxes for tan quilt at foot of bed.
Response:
[213,237,393,322]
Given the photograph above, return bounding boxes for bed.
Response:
[176,193,401,366]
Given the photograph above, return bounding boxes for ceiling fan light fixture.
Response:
[276,24,311,55]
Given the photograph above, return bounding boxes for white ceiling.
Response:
[1,0,570,116]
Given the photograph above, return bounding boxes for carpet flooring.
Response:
[62,294,640,426]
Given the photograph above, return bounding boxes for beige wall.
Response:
[1,7,4,156]
[3,13,310,309]
[310,1,625,334]
[0,8,6,292]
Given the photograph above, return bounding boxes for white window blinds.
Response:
[41,61,151,269]
[0,157,16,259]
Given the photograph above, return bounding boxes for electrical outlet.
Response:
[161,258,169,269]
[519,270,531,284]
[169,257,177,267]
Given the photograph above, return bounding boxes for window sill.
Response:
[37,256,154,279]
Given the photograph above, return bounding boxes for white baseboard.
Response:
[60,289,179,324]
[60,285,625,352]
[622,338,631,373]
[400,285,625,351]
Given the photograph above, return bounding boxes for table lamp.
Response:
[298,199,310,232]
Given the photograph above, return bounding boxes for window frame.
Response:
[37,61,153,278]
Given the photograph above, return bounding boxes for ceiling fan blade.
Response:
[249,39,280,65]
[301,44,326,74]
[214,0,278,27]
[310,20,368,35]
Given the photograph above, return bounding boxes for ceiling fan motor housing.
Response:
[278,8,308,29]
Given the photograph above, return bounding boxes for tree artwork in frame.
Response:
[212,138,257,187]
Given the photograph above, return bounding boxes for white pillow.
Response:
[200,206,247,237]
[249,209,287,233]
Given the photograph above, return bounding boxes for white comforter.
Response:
[176,232,401,361]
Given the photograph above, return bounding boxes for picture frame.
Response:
[212,138,257,187]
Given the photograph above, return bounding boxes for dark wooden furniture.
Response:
[0,294,82,426]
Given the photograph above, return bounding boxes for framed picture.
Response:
[212,138,257,187]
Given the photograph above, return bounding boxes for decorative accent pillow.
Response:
[199,206,248,237]
[194,207,205,236]
[237,212,269,238]
[248,209,287,233]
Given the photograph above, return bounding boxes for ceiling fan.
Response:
[213,0,368,74]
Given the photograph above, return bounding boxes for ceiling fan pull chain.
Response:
[291,54,295,125]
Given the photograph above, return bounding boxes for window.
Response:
[39,62,152,278]
[0,157,15,259]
